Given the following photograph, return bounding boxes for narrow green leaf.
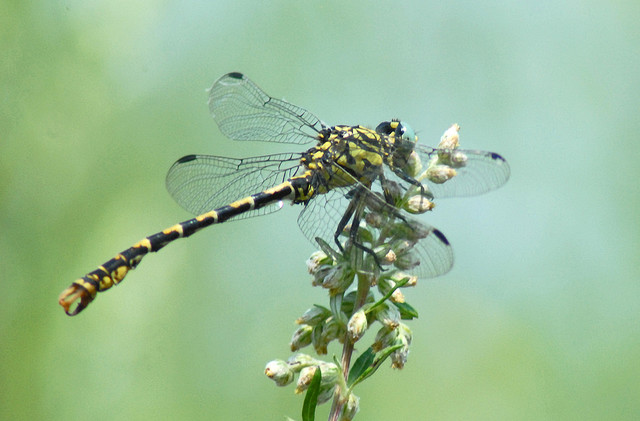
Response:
[349,344,403,388]
[347,347,375,386]
[301,367,322,421]
[394,302,419,319]
[368,276,411,314]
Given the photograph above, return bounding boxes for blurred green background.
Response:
[2,1,639,420]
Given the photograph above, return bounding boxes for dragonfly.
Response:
[58,72,510,316]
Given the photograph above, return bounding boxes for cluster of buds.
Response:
[421,123,468,185]
[307,250,355,295]
[265,355,338,401]
[265,354,360,419]
[305,211,432,292]
[290,304,342,355]
[290,288,379,355]
[388,123,465,215]
[371,323,413,369]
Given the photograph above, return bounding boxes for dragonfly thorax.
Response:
[297,124,394,197]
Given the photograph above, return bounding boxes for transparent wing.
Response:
[297,186,352,250]
[208,72,326,144]
[297,165,454,279]
[415,145,510,198]
[166,153,303,219]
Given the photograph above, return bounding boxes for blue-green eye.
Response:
[396,121,416,142]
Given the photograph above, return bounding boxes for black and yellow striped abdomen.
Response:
[58,179,303,315]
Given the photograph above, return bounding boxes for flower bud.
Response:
[390,288,405,303]
[372,245,394,265]
[382,249,396,264]
[318,362,339,378]
[312,324,328,355]
[372,325,398,352]
[316,362,340,404]
[295,366,317,394]
[290,325,313,352]
[319,317,344,346]
[373,302,400,329]
[391,324,413,369]
[404,195,435,214]
[340,291,357,312]
[265,360,294,386]
[296,305,331,326]
[438,123,460,149]
[347,309,368,342]
[404,150,423,177]
[425,165,457,184]
[318,263,353,291]
[287,353,317,370]
[306,251,329,274]
[311,265,335,287]
[449,150,468,168]
[295,363,339,398]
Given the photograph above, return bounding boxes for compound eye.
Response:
[396,122,416,142]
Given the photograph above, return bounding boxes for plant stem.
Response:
[328,270,372,421]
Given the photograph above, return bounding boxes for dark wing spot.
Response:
[176,154,198,163]
[432,229,450,246]
[227,72,244,79]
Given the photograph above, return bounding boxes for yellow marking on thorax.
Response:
[318,141,332,151]
[311,151,325,161]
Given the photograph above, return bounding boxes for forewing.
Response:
[166,153,303,219]
[208,72,325,144]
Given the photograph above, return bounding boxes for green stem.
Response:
[328,270,372,421]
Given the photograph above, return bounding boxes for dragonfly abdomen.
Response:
[59,180,298,315]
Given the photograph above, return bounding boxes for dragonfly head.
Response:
[376,120,417,144]
[376,119,417,163]
[375,120,423,178]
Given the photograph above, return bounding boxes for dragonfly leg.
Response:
[333,187,384,271]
